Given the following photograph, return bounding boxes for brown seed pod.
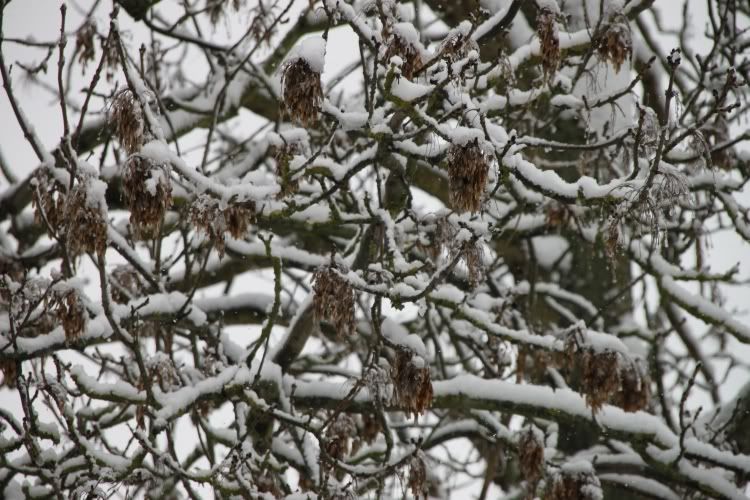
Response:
[51,288,86,341]
[463,240,484,287]
[281,58,323,126]
[32,171,64,233]
[224,202,255,240]
[565,332,650,413]
[312,264,356,338]
[360,413,381,445]
[123,156,172,236]
[271,142,301,198]
[447,139,491,214]
[537,8,560,83]
[597,14,632,74]
[545,464,602,500]
[579,349,621,413]
[438,22,479,63]
[63,179,108,257]
[74,21,96,70]
[391,348,433,417]
[207,0,245,26]
[323,413,357,462]
[612,359,651,412]
[518,427,545,486]
[408,452,428,500]
[0,359,18,389]
[190,195,255,257]
[111,90,144,154]
[110,265,144,304]
[384,23,424,80]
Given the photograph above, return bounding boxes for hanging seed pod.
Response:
[0,359,18,389]
[578,349,621,413]
[408,452,428,500]
[123,156,172,236]
[391,347,433,417]
[447,138,491,214]
[323,413,357,462]
[565,331,650,413]
[438,21,478,63]
[224,201,255,240]
[463,240,484,287]
[74,21,96,70]
[384,23,424,80]
[597,13,632,73]
[271,142,301,198]
[281,37,325,126]
[111,89,145,155]
[312,264,355,338]
[518,427,545,487]
[207,0,245,26]
[612,359,651,412]
[545,462,602,500]
[51,287,86,341]
[32,171,64,233]
[110,265,144,304]
[536,7,560,83]
[63,177,108,257]
[190,195,255,258]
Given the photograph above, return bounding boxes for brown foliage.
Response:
[74,22,96,70]
[111,90,144,155]
[123,156,172,236]
[408,452,428,500]
[391,348,433,417]
[312,265,356,338]
[518,428,545,486]
[537,8,560,82]
[597,14,632,74]
[281,58,323,126]
[447,139,490,214]
[545,465,601,500]
[63,181,108,257]
[384,29,423,80]
[51,288,86,341]
[190,195,255,257]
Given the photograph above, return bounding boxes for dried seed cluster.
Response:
[463,240,484,287]
[312,265,356,338]
[111,90,144,154]
[537,8,560,82]
[271,143,301,198]
[32,172,64,231]
[123,156,172,236]
[281,58,323,126]
[0,359,18,389]
[391,348,433,417]
[51,288,86,341]
[63,180,108,257]
[323,413,357,462]
[566,335,650,413]
[384,28,423,80]
[597,15,632,74]
[207,0,245,26]
[190,195,255,257]
[110,266,144,304]
[408,452,428,500]
[612,359,651,412]
[518,427,545,487]
[545,465,602,500]
[438,28,478,63]
[447,139,491,213]
[74,21,96,70]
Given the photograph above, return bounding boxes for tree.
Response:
[1,0,749,497]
